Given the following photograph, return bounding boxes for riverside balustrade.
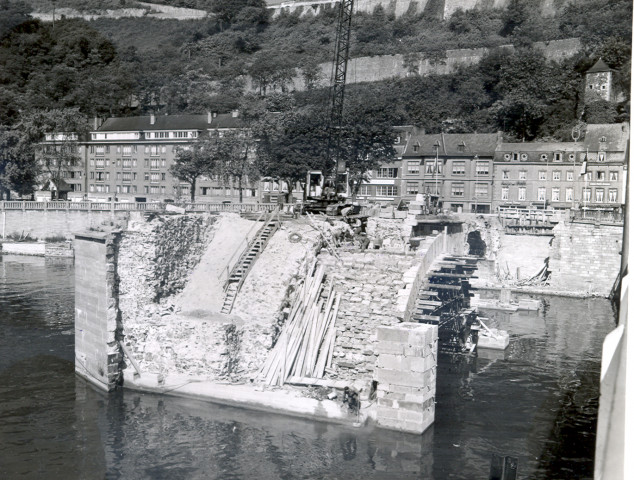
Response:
[0,201,280,213]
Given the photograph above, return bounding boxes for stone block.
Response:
[377,327,410,343]
[377,353,406,371]
[376,341,405,355]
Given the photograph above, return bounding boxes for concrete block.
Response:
[376,341,405,355]
[377,327,410,343]
[376,406,399,420]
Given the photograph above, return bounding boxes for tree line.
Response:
[0,0,631,198]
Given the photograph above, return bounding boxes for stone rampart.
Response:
[74,231,122,391]
[549,221,623,296]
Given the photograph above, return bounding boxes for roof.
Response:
[498,142,578,153]
[584,123,629,151]
[587,58,612,73]
[96,113,242,132]
[402,132,500,157]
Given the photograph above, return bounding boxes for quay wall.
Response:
[549,221,623,296]
[1,209,127,240]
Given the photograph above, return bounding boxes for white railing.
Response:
[0,201,281,213]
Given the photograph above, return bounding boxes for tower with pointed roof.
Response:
[585,58,614,103]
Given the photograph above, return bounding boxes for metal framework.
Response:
[329,0,354,175]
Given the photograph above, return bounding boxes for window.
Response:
[586,172,592,181]
[600,136,607,143]
[161,173,166,181]
[566,187,573,202]
[95,146,105,156]
[452,162,465,175]
[608,189,618,203]
[151,159,160,170]
[122,172,132,182]
[610,171,618,181]
[518,187,526,201]
[413,144,419,153]
[425,161,441,174]
[519,171,527,180]
[406,182,418,194]
[598,152,606,162]
[122,146,132,156]
[551,188,560,202]
[150,146,160,157]
[538,170,546,180]
[377,168,398,178]
[407,161,420,175]
[512,153,519,161]
[567,171,574,181]
[96,172,106,181]
[376,185,397,196]
[552,171,561,181]
[451,183,464,197]
[95,159,105,169]
[569,153,576,161]
[554,153,562,162]
[501,187,509,200]
[144,172,149,181]
[359,185,370,196]
[595,189,604,202]
[150,173,160,183]
[122,158,132,169]
[476,161,489,175]
[90,172,94,179]
[502,170,509,179]
[475,183,488,197]
[540,154,548,161]
[583,188,591,202]
[537,187,546,201]
[597,171,605,181]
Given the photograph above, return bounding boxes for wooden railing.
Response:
[0,201,279,213]
[570,208,624,224]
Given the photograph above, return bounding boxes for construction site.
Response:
[71,199,622,437]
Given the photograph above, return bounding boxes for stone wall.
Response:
[1,209,127,240]
[375,322,437,434]
[263,38,581,92]
[318,250,422,381]
[549,221,623,296]
[74,231,122,391]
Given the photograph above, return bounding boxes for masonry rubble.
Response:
[75,211,451,432]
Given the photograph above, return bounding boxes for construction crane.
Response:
[304,0,355,214]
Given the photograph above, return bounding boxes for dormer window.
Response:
[395,135,401,144]
[600,136,607,143]
[458,141,466,152]
[554,153,562,162]
[540,154,548,161]
[413,142,420,153]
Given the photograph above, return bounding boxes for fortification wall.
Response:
[277,38,580,92]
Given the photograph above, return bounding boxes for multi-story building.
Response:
[585,58,615,103]
[358,130,500,213]
[493,123,629,212]
[40,112,262,202]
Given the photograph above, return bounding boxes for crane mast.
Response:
[329,0,354,178]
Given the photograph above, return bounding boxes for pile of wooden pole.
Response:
[259,263,341,386]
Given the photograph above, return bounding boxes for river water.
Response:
[0,255,616,479]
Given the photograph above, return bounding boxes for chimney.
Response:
[207,111,212,124]
[150,113,155,125]
[93,117,100,130]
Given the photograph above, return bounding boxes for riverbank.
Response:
[0,241,74,258]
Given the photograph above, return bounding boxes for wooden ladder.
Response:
[220,210,280,314]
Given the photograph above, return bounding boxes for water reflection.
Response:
[0,257,616,479]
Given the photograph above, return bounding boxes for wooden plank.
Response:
[429,284,463,291]
[418,290,439,296]
[414,314,441,322]
[430,272,474,278]
[325,295,341,370]
[417,300,443,306]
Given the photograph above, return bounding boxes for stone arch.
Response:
[467,230,487,257]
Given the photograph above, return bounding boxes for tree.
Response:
[169,135,221,202]
[17,108,88,198]
[338,95,397,197]
[255,107,329,202]
[0,127,38,200]
[215,130,259,203]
